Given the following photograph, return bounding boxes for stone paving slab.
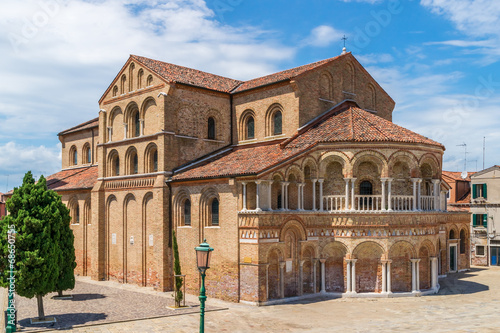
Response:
[12,277,224,332]
[32,266,500,332]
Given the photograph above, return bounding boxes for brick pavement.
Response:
[6,267,500,332]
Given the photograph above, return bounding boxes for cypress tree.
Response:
[172,230,183,307]
[54,202,76,297]
[0,172,72,320]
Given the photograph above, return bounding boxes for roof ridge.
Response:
[58,117,99,136]
[354,108,391,141]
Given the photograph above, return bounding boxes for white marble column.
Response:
[432,179,440,211]
[318,179,324,211]
[267,181,272,211]
[280,182,286,210]
[351,259,357,293]
[255,181,262,212]
[381,178,387,211]
[387,260,392,293]
[298,183,304,210]
[411,259,421,293]
[344,178,350,210]
[265,264,270,300]
[346,259,352,293]
[320,259,326,293]
[107,126,112,142]
[312,179,317,211]
[299,260,305,296]
[387,178,393,211]
[313,259,318,293]
[417,179,422,210]
[411,178,419,211]
[123,123,128,139]
[139,119,144,136]
[242,182,247,211]
[381,261,387,293]
[279,262,285,298]
[351,178,357,211]
[431,257,438,290]
[283,182,289,210]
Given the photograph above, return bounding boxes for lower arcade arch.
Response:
[322,242,347,292]
[353,241,384,292]
[388,241,416,292]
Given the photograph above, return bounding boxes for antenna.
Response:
[483,136,486,170]
[457,143,467,172]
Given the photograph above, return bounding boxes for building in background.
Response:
[0,193,6,219]
[8,51,471,303]
[470,166,500,266]
[442,171,474,212]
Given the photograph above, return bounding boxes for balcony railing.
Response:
[324,195,346,212]
[319,194,435,213]
[420,195,434,211]
[391,195,413,211]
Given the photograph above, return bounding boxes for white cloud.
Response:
[356,53,394,65]
[0,0,298,191]
[0,142,61,191]
[302,25,345,48]
[420,0,500,61]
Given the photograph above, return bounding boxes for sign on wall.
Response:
[112,233,116,245]
[149,234,154,246]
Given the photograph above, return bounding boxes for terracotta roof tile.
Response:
[131,55,242,93]
[58,118,99,136]
[46,166,98,191]
[173,103,443,181]
[231,55,342,93]
[442,170,475,182]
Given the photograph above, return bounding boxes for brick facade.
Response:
[43,52,469,303]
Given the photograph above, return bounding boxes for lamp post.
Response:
[195,239,214,333]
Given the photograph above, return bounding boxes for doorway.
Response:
[449,244,457,272]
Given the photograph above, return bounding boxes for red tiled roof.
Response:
[456,191,471,204]
[131,55,243,93]
[46,166,98,191]
[173,103,443,181]
[58,118,99,136]
[285,105,443,148]
[442,170,475,182]
[231,55,343,93]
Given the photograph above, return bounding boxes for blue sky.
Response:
[1,0,499,191]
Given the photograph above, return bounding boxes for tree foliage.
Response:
[0,172,76,310]
[172,230,183,307]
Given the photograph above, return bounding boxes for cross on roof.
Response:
[342,35,348,48]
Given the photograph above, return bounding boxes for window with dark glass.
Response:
[134,112,140,137]
[473,214,488,227]
[460,230,466,254]
[114,156,120,176]
[449,229,455,239]
[246,116,255,139]
[359,181,373,195]
[184,200,191,226]
[273,111,282,135]
[277,194,282,209]
[211,199,219,226]
[75,205,80,224]
[208,117,216,140]
[477,246,485,256]
[133,153,138,174]
[86,147,91,164]
[153,150,158,172]
[73,149,77,165]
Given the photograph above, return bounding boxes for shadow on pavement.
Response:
[436,268,489,296]
[69,293,107,301]
[18,312,107,331]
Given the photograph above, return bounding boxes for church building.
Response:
[45,50,470,304]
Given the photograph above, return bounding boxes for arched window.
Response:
[128,63,135,92]
[360,180,373,195]
[449,229,455,240]
[137,69,144,89]
[75,205,80,224]
[146,75,153,86]
[70,146,77,166]
[133,153,138,174]
[460,230,466,254]
[184,200,191,226]
[120,75,126,94]
[112,86,118,97]
[207,117,216,140]
[153,150,158,172]
[83,144,91,164]
[211,198,219,226]
[134,111,140,137]
[112,155,120,176]
[246,116,255,140]
[273,111,282,135]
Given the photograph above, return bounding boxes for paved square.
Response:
[8,266,500,332]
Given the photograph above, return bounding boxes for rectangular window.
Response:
[473,214,488,227]
[476,246,485,256]
[473,184,487,199]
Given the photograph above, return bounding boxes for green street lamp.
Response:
[195,239,214,333]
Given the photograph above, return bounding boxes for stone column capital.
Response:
[380,177,389,182]
[240,181,247,185]
[319,259,326,264]
[317,179,324,183]
[432,179,441,184]
[410,258,421,263]
[255,180,262,185]
[311,178,318,183]
[300,260,306,266]
[411,178,420,183]
[282,181,290,186]
[279,262,286,269]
